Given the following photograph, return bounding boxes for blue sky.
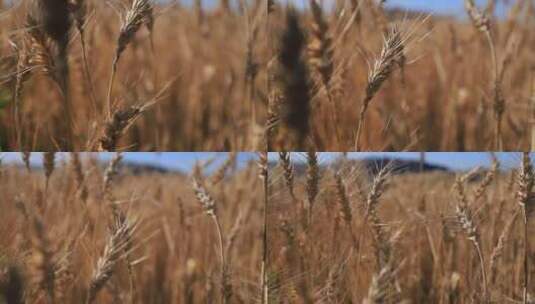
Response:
[0,152,258,172]
[0,152,529,172]
[2,0,509,17]
[268,152,527,171]
[387,0,507,16]
[280,0,509,16]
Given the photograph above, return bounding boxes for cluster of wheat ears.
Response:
[0,0,266,151]
[268,152,535,303]
[0,152,266,303]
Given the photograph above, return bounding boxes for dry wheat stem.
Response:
[517,152,534,304]
[278,152,295,200]
[107,0,153,118]
[454,177,489,303]
[305,151,319,228]
[489,210,518,284]
[464,0,502,150]
[192,176,231,303]
[259,151,269,304]
[72,0,99,117]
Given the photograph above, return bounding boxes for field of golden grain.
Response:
[268,1,535,151]
[0,1,267,151]
[268,152,534,303]
[0,152,264,303]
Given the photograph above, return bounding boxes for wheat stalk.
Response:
[307,0,341,144]
[354,26,405,151]
[305,151,319,228]
[71,152,88,203]
[259,151,269,304]
[43,152,55,193]
[192,175,232,303]
[103,152,123,204]
[464,0,502,150]
[107,0,153,118]
[22,152,31,172]
[454,177,489,303]
[278,152,295,199]
[517,152,534,304]
[86,216,137,304]
[30,215,56,304]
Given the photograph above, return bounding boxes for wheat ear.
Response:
[192,176,232,303]
[454,177,489,303]
[355,26,405,151]
[86,216,137,304]
[107,0,153,118]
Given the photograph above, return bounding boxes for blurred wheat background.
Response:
[0,0,267,151]
[268,0,535,151]
[0,152,264,303]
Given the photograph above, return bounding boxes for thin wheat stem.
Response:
[473,241,490,304]
[106,58,119,119]
[355,98,369,151]
[523,208,528,304]
[79,34,98,116]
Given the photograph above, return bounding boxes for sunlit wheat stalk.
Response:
[192,175,232,303]
[354,26,404,151]
[464,0,502,150]
[107,0,153,118]
[454,177,489,304]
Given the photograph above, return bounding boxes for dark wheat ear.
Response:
[29,0,72,97]
[278,152,295,199]
[98,102,154,152]
[43,152,56,192]
[277,8,311,149]
[305,151,319,226]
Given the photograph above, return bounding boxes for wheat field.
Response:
[267,152,535,303]
[0,152,265,303]
[0,1,267,151]
[268,0,535,151]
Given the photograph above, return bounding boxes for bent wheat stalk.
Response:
[464,0,502,150]
[354,26,404,151]
[107,0,153,118]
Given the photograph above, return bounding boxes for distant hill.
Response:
[269,156,450,177]
[117,161,185,175]
[5,160,185,176]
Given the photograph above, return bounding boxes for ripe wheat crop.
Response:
[0,152,264,303]
[268,0,534,151]
[268,152,535,303]
[0,0,267,151]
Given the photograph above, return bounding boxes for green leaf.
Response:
[0,89,11,109]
